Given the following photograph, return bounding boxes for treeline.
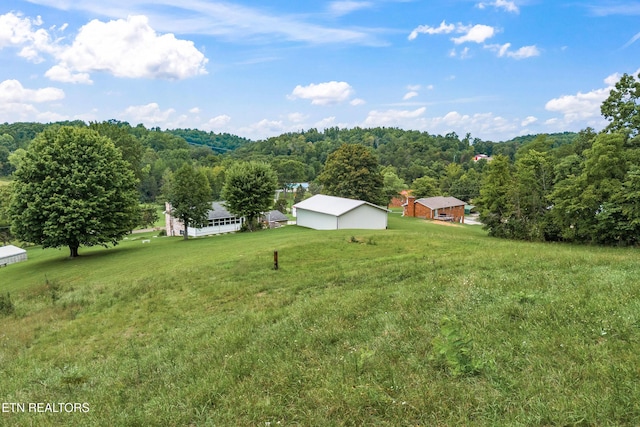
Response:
[0,118,578,205]
[478,129,640,245]
[477,72,640,245]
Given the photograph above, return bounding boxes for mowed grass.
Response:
[1,215,639,426]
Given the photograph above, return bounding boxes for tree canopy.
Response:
[601,72,640,137]
[165,164,212,240]
[9,126,139,257]
[318,143,385,205]
[222,161,278,231]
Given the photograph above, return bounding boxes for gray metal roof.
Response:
[263,210,288,222]
[207,202,238,220]
[293,194,388,216]
[415,196,465,210]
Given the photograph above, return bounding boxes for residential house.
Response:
[403,196,466,223]
[262,210,289,228]
[165,201,243,237]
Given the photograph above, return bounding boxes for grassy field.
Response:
[1,215,639,426]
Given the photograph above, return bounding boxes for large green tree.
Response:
[601,72,640,137]
[165,164,212,240]
[382,167,407,205]
[477,155,514,238]
[317,144,384,205]
[9,126,139,257]
[222,161,278,231]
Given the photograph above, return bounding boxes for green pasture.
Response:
[1,215,639,426]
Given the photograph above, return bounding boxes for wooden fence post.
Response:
[274,250,278,270]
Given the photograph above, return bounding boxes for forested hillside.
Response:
[4,71,640,248]
[0,119,577,204]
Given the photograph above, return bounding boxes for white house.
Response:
[0,245,27,266]
[165,202,243,237]
[293,194,389,230]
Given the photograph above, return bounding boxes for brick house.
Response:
[403,196,466,223]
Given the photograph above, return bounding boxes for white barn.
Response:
[293,194,389,230]
[0,245,27,267]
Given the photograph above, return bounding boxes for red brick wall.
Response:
[404,198,465,223]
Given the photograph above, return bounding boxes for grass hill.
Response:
[1,215,639,426]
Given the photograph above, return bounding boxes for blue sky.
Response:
[1,0,639,141]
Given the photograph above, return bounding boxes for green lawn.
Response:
[1,216,639,426]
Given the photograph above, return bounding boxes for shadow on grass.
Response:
[34,244,144,267]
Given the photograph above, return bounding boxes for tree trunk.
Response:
[183,221,189,240]
[69,245,79,258]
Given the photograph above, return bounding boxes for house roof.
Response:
[415,196,466,210]
[0,245,26,258]
[263,210,288,222]
[207,202,238,220]
[294,194,388,216]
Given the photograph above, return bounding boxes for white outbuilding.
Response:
[0,245,27,267]
[293,194,389,230]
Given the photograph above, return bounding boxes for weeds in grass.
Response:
[44,275,60,304]
[431,316,483,377]
[0,292,14,316]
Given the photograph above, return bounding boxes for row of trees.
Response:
[4,125,279,254]
[477,72,640,245]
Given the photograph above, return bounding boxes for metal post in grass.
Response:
[274,250,278,270]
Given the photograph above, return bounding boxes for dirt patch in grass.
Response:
[427,220,460,227]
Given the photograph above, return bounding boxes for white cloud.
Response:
[363,107,426,127]
[0,79,67,123]
[201,114,231,131]
[189,107,201,114]
[521,116,538,126]
[485,43,540,59]
[50,16,208,82]
[350,98,366,106]
[408,21,455,40]
[452,24,496,44]
[545,88,611,123]
[44,65,93,84]
[25,0,382,46]
[542,72,633,128]
[477,0,519,13]
[0,79,64,103]
[0,12,55,62]
[409,21,496,45]
[315,116,337,128]
[425,111,521,138]
[289,81,355,105]
[123,102,176,125]
[240,119,287,139]
[288,112,309,123]
[450,47,471,58]
[329,1,373,16]
[403,91,419,100]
